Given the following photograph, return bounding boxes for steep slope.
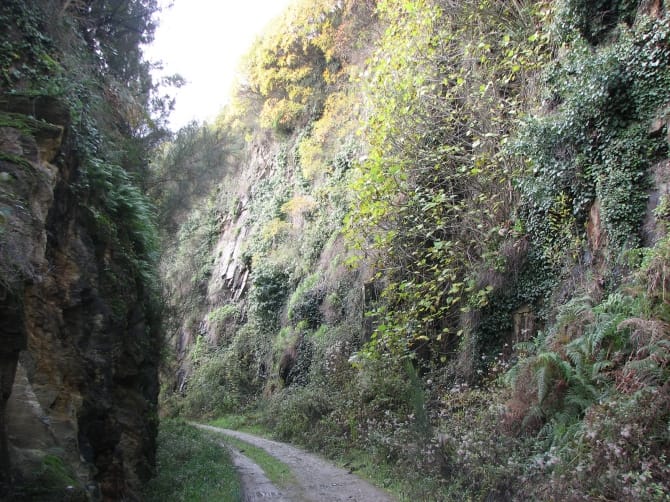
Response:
[160,0,670,499]
[158,0,377,415]
[0,1,163,499]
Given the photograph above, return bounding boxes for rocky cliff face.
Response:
[169,139,278,382]
[0,95,159,501]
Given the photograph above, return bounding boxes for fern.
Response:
[536,362,551,404]
[532,351,574,405]
[591,360,612,380]
[565,340,584,369]
[555,295,595,326]
[514,339,541,355]
[523,403,546,432]
[564,371,599,411]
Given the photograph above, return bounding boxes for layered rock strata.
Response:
[0,95,159,501]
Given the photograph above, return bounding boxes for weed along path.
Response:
[194,424,396,502]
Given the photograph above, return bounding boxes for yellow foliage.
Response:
[298,90,360,179]
[259,98,306,132]
[262,217,290,242]
[280,195,317,231]
[298,139,327,180]
[287,84,314,104]
[233,0,371,132]
[281,195,317,218]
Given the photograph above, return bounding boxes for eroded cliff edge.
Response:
[0,95,160,500]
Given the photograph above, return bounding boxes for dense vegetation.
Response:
[155,0,670,500]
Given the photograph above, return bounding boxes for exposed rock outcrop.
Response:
[0,95,159,500]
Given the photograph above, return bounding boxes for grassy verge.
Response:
[334,448,444,502]
[210,414,412,500]
[205,430,296,489]
[143,419,242,502]
[209,413,266,435]
[214,411,435,501]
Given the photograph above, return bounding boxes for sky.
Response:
[146,0,293,130]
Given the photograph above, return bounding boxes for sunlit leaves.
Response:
[238,0,371,133]
[347,0,549,360]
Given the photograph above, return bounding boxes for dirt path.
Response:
[194,424,396,502]
[225,445,293,501]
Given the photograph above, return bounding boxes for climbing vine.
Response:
[516,13,670,265]
[346,0,550,359]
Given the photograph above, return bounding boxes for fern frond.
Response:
[536,417,554,444]
[557,359,575,381]
[556,295,595,323]
[618,318,669,348]
[591,360,612,379]
[515,340,539,354]
[503,359,526,386]
[565,338,585,368]
[564,385,597,413]
[625,358,665,385]
[537,363,551,404]
[515,329,550,355]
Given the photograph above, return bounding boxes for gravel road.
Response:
[194,424,396,502]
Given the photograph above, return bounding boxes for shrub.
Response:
[287,273,325,329]
[249,263,291,329]
[262,385,333,442]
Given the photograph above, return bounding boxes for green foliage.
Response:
[208,304,241,326]
[347,0,550,359]
[82,155,160,285]
[164,191,222,306]
[556,386,670,501]
[516,15,670,262]
[158,1,670,499]
[433,387,530,501]
[208,414,270,436]
[0,1,62,92]
[172,348,242,418]
[245,147,292,254]
[288,273,324,329]
[1,0,168,300]
[263,385,334,442]
[403,360,430,436]
[11,454,86,500]
[553,0,640,43]
[250,263,291,329]
[505,261,670,497]
[508,293,636,430]
[143,420,242,502]
[175,322,275,418]
[149,121,241,235]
